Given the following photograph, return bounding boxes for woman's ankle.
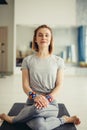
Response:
[0,113,14,123]
[61,115,81,125]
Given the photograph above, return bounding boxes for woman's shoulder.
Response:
[23,54,35,61]
[21,54,35,69]
[52,54,64,62]
[51,54,65,68]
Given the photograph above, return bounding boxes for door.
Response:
[0,27,8,73]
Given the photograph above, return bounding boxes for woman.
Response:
[0,25,80,130]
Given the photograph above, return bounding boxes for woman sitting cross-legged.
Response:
[0,24,81,130]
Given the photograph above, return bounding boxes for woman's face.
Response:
[35,28,51,49]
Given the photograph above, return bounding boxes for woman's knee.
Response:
[27,117,47,130]
[35,119,46,130]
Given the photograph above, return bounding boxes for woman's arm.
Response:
[22,69,33,96]
[22,69,48,108]
[50,69,64,99]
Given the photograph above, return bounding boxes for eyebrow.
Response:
[38,32,49,35]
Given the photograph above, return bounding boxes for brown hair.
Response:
[32,24,54,54]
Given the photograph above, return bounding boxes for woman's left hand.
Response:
[34,95,49,109]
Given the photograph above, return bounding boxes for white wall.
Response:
[16,25,34,50]
[15,0,76,27]
[13,0,77,74]
[53,27,78,61]
[0,0,77,74]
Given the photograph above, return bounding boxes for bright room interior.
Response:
[0,0,87,130]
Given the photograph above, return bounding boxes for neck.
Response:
[37,48,50,58]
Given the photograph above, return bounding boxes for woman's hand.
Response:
[34,95,49,109]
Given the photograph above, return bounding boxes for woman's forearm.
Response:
[22,69,33,96]
[51,69,64,99]
[23,85,33,96]
[50,85,61,99]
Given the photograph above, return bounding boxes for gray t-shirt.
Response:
[21,54,64,93]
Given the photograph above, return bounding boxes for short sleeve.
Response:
[58,57,65,70]
[54,55,65,70]
[21,57,28,70]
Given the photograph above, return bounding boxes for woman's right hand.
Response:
[34,95,49,109]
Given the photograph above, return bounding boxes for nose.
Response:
[42,35,45,39]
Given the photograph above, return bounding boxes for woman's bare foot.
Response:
[62,115,81,125]
[0,113,15,123]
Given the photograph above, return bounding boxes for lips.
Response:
[41,40,47,43]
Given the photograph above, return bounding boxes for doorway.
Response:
[0,27,8,74]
